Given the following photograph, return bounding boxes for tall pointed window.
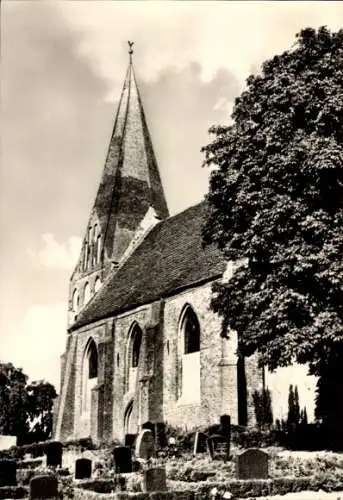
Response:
[82,339,98,414]
[72,289,79,312]
[178,305,201,403]
[94,277,101,293]
[97,235,102,265]
[126,324,142,393]
[84,282,90,305]
[93,225,98,266]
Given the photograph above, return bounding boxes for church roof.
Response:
[70,201,226,331]
[89,53,169,263]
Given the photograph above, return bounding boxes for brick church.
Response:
[53,49,267,444]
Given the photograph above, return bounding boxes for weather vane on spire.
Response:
[128,41,134,59]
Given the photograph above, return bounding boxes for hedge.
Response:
[0,486,28,499]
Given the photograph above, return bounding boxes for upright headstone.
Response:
[29,474,58,499]
[207,434,230,461]
[46,441,62,467]
[143,467,167,492]
[236,448,269,479]
[112,446,132,473]
[193,431,207,454]
[135,429,156,461]
[219,415,231,437]
[75,458,92,479]
[142,421,155,436]
[0,459,17,487]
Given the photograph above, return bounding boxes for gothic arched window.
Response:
[126,324,142,393]
[94,277,101,293]
[97,235,102,264]
[132,328,142,368]
[82,339,98,414]
[183,307,200,354]
[84,282,90,305]
[178,305,201,403]
[88,341,98,379]
[72,289,79,312]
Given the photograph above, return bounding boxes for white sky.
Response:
[1,1,342,390]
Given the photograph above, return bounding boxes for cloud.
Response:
[0,302,68,389]
[59,1,343,87]
[28,234,82,270]
[139,63,239,212]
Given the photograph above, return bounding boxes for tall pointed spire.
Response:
[68,45,169,323]
[92,42,169,263]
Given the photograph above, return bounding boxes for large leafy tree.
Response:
[0,363,57,444]
[27,381,57,442]
[0,363,29,443]
[202,27,343,440]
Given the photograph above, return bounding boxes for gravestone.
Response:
[75,458,92,479]
[45,441,62,467]
[124,434,136,448]
[142,421,155,437]
[236,448,269,479]
[29,474,58,499]
[193,431,207,454]
[112,446,132,473]
[135,429,156,461]
[207,434,230,461]
[143,467,167,492]
[0,459,17,487]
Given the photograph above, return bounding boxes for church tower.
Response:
[68,44,169,325]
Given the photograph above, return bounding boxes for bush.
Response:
[0,486,28,499]
[231,425,282,448]
[63,437,97,450]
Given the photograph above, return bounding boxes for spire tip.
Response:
[128,41,134,60]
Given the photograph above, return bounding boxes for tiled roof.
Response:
[70,201,225,331]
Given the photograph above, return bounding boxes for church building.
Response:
[54,48,265,444]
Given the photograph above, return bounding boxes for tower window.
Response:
[84,282,90,305]
[94,277,101,293]
[97,235,102,264]
[72,289,79,312]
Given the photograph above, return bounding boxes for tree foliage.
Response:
[0,363,57,444]
[287,384,300,430]
[202,27,343,378]
[252,387,273,430]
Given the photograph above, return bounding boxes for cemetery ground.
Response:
[1,436,343,500]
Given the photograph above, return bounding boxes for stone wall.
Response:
[63,279,262,443]
[72,319,110,442]
[162,282,243,429]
